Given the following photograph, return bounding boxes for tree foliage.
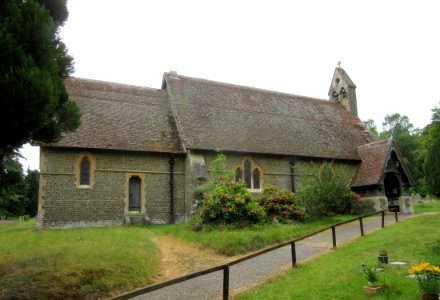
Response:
[0,0,80,162]
[296,162,362,218]
[363,119,379,139]
[0,154,25,216]
[363,114,423,191]
[0,154,39,217]
[424,106,440,196]
[380,114,423,181]
[24,169,39,216]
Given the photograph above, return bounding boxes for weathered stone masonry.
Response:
[36,147,185,228]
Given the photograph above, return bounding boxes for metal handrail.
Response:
[110,209,398,300]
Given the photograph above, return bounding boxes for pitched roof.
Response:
[351,139,391,187]
[163,72,372,160]
[53,77,183,153]
[51,73,374,160]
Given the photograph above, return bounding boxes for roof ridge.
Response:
[164,72,333,105]
[67,76,162,92]
[358,139,390,148]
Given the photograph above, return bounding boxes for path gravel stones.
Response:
[130,213,410,300]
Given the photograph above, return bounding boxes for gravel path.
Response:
[129,213,410,300]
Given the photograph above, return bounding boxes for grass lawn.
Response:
[236,214,440,300]
[0,220,160,299]
[413,199,440,213]
[147,215,357,256]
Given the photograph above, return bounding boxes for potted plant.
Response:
[378,250,389,264]
[408,262,440,300]
[363,265,385,295]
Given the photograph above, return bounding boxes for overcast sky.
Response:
[20,0,440,170]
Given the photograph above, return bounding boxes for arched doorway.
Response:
[129,176,141,211]
[384,173,400,212]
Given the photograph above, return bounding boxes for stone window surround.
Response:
[124,173,146,215]
[74,152,96,188]
[234,157,263,193]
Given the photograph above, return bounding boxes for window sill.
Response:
[78,185,91,189]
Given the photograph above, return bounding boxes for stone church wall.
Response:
[202,151,293,191]
[36,147,185,229]
[201,151,358,194]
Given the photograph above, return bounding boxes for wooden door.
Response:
[129,176,141,211]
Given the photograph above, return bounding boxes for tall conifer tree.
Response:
[0,0,80,163]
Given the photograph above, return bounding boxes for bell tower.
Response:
[328,65,358,116]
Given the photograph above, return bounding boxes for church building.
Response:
[36,67,414,229]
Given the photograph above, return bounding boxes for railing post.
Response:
[331,226,336,248]
[291,241,297,268]
[359,217,364,236]
[381,211,385,228]
[223,265,229,300]
[394,210,398,222]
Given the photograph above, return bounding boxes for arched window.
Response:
[253,168,261,189]
[235,167,243,182]
[244,159,252,188]
[80,157,90,185]
[235,158,263,191]
[75,152,96,188]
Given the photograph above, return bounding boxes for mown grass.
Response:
[0,220,160,299]
[147,215,357,256]
[413,199,440,213]
[236,214,440,300]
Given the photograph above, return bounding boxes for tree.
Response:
[380,113,414,136]
[24,169,39,216]
[363,119,379,139]
[0,0,80,163]
[424,106,440,196]
[0,154,25,216]
[380,113,424,184]
[296,162,361,218]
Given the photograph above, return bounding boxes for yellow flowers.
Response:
[408,262,440,275]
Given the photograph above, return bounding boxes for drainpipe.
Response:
[169,156,175,224]
[289,160,296,193]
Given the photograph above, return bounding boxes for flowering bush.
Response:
[258,185,305,223]
[191,180,266,231]
[408,262,440,296]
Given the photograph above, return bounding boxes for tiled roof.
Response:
[351,140,391,187]
[51,73,374,160]
[52,77,183,153]
[164,73,372,160]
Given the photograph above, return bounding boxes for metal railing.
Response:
[111,209,398,300]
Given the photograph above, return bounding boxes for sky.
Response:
[19,0,440,171]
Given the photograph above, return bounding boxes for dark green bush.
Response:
[297,161,361,218]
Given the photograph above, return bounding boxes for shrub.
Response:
[191,151,234,210]
[258,185,305,223]
[191,152,266,231]
[191,180,266,231]
[297,161,360,218]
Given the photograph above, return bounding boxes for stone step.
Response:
[128,214,145,225]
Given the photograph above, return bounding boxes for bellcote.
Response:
[329,67,358,116]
